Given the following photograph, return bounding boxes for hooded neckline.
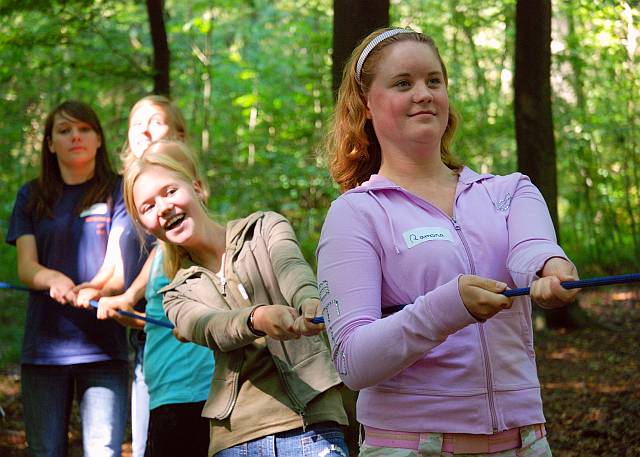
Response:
[345,166,493,195]
[338,166,494,256]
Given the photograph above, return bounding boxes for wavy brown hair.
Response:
[326,27,462,192]
[28,100,117,220]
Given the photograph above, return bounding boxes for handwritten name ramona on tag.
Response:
[402,227,453,249]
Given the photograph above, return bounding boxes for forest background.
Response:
[0,2,639,455]
[0,0,637,269]
[0,0,639,360]
[0,0,638,357]
[1,0,639,276]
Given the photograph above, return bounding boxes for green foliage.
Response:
[0,0,638,286]
[392,0,518,175]
[0,291,27,366]
[552,0,640,274]
[394,0,640,275]
[164,0,336,262]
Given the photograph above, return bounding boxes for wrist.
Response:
[247,305,267,337]
[121,288,138,305]
[539,256,570,277]
[99,287,119,298]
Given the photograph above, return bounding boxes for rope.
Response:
[0,282,30,292]
[6,273,640,328]
[88,300,174,329]
[0,282,174,329]
[310,273,640,324]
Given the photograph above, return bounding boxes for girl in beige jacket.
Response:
[122,140,349,457]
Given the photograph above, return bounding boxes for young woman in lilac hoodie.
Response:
[317,27,579,456]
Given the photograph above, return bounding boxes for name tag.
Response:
[403,227,453,249]
[80,203,108,218]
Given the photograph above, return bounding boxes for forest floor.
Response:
[0,288,638,456]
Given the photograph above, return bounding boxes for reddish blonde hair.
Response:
[326,27,462,192]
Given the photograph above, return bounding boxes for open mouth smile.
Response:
[164,214,185,231]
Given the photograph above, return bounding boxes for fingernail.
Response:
[496,282,507,289]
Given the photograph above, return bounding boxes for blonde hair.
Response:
[120,95,188,171]
[124,140,208,279]
[326,27,462,192]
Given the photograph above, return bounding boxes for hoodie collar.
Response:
[340,166,494,256]
[226,212,264,252]
[458,166,494,185]
[345,166,492,195]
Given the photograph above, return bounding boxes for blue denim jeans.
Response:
[21,361,128,457]
[130,332,150,457]
[214,422,349,457]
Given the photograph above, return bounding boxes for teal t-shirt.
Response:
[143,246,214,410]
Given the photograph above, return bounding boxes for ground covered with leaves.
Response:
[1,289,638,456]
[537,288,640,456]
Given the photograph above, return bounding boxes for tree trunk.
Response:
[514,0,557,232]
[515,0,579,329]
[146,0,170,96]
[332,5,390,454]
[332,0,389,97]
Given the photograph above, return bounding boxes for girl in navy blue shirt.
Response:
[6,100,131,457]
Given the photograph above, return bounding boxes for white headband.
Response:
[355,28,414,84]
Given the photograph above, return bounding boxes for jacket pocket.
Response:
[378,325,486,395]
[485,308,539,391]
[270,335,341,408]
[201,349,243,420]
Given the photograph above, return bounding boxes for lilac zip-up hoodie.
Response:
[316,167,568,434]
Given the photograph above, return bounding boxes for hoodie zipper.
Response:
[366,178,500,432]
[228,228,310,430]
[216,253,227,296]
[452,216,499,433]
[172,267,239,420]
[277,340,308,430]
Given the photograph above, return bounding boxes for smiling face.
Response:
[365,40,449,157]
[133,164,205,246]
[128,103,172,158]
